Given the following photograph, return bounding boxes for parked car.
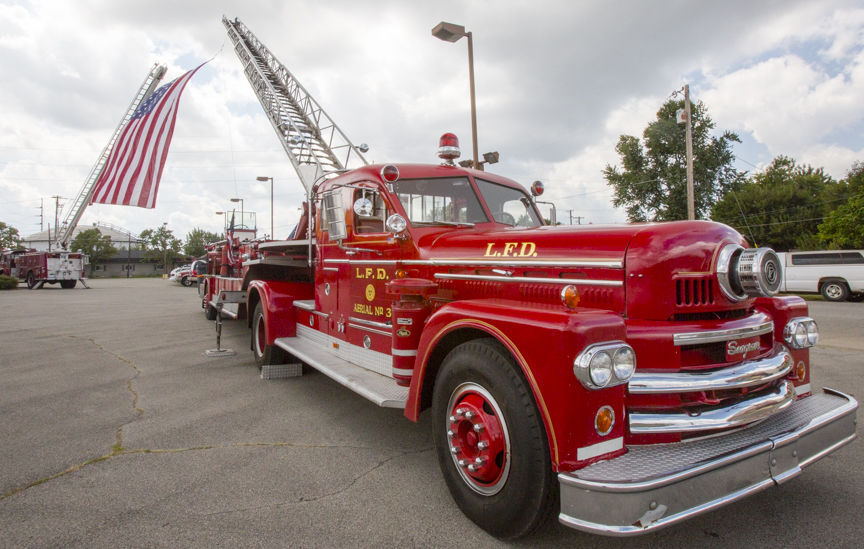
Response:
[172,260,207,287]
[777,250,864,301]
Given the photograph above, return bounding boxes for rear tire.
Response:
[181,276,193,287]
[26,272,36,289]
[820,280,849,302]
[252,302,285,368]
[432,339,556,539]
[60,280,76,289]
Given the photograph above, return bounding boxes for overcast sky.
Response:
[1,0,863,241]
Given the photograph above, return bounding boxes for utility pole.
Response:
[51,195,62,251]
[684,84,695,220]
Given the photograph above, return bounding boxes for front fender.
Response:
[405,298,628,471]
[246,280,314,345]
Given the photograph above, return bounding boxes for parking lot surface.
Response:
[0,279,860,548]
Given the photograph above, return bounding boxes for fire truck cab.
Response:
[223,152,857,538]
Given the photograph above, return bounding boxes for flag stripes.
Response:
[91,64,203,209]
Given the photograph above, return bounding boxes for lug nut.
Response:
[458,459,468,468]
[473,423,484,433]
[447,429,455,439]
[456,408,466,417]
[467,464,477,472]
[474,457,486,465]
[477,441,489,450]
[464,411,476,420]
[449,415,457,423]
[450,446,460,455]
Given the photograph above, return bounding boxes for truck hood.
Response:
[415,220,747,320]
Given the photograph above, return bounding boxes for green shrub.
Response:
[0,274,19,289]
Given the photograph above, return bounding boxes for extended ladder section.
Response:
[222,16,369,192]
[56,64,167,249]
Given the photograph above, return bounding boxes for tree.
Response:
[139,225,182,274]
[711,157,840,251]
[818,162,864,248]
[70,228,118,275]
[604,97,741,221]
[0,221,22,250]
[183,228,221,258]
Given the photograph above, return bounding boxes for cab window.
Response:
[352,188,388,234]
[393,177,488,225]
[474,178,542,227]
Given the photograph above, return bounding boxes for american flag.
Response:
[91,63,204,208]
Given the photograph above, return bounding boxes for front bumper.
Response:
[558,388,857,536]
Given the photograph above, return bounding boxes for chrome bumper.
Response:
[558,388,858,536]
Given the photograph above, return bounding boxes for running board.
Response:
[274,336,408,409]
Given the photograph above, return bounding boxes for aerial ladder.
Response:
[222,16,369,196]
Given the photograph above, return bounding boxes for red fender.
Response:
[404,298,628,471]
[246,280,314,345]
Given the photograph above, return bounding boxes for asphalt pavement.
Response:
[0,279,860,548]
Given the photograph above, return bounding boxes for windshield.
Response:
[393,177,488,225]
[475,178,543,227]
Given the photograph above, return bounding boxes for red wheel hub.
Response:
[448,391,508,487]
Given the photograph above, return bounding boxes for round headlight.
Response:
[589,351,613,387]
[806,320,819,346]
[613,347,636,381]
[385,214,407,234]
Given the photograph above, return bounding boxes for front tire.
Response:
[252,302,285,368]
[26,272,36,289]
[821,280,849,301]
[432,339,556,539]
[181,276,193,287]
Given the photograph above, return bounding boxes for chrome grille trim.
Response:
[628,347,792,394]
[673,321,773,346]
[629,381,796,434]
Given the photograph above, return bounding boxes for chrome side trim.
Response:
[434,273,623,287]
[629,381,796,434]
[348,316,392,330]
[293,300,315,311]
[629,348,792,394]
[673,321,774,346]
[347,323,391,337]
[322,258,624,268]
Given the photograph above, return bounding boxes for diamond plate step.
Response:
[274,336,408,408]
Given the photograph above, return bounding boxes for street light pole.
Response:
[257,176,274,238]
[433,21,480,170]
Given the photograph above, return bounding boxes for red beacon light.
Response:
[438,133,461,164]
[380,164,400,183]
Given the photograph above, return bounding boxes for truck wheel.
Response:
[60,280,76,289]
[252,302,285,368]
[432,339,556,539]
[820,280,849,302]
[181,276,193,287]
[26,272,36,289]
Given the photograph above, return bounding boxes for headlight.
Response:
[613,347,636,380]
[574,342,636,390]
[589,351,613,387]
[784,317,818,349]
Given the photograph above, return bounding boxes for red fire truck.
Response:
[211,18,858,539]
[14,250,87,289]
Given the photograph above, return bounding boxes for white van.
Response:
[777,249,864,302]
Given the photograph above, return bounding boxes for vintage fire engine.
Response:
[204,18,858,539]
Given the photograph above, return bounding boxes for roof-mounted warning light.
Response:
[438,133,461,165]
